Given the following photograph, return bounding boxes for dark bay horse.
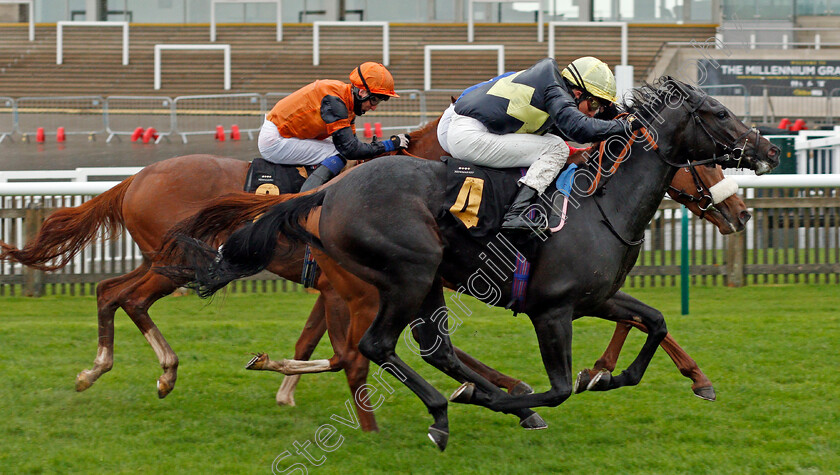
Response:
[266,156,750,407]
[173,78,779,449]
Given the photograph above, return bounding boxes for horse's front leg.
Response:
[451,305,576,413]
[621,320,715,401]
[406,281,545,430]
[577,292,668,393]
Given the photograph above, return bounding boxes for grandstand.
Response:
[0,22,715,97]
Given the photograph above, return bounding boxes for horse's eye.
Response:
[716,111,727,119]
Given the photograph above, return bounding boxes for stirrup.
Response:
[501,215,548,232]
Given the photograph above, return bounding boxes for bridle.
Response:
[587,82,757,246]
[665,85,758,219]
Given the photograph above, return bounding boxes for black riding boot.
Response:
[299,165,335,192]
[299,155,346,193]
[501,184,546,231]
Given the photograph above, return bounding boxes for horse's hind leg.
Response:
[274,294,328,407]
[118,269,180,398]
[76,265,150,392]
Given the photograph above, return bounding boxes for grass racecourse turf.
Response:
[0,284,838,474]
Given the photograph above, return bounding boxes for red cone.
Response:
[131,127,144,142]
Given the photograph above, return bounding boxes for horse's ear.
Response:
[450,96,457,104]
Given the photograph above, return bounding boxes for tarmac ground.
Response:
[0,134,257,171]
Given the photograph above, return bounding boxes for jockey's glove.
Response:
[626,114,646,132]
[390,134,411,150]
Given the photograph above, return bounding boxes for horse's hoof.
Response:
[519,412,548,430]
[509,381,534,396]
[427,426,449,452]
[75,371,94,392]
[276,392,296,407]
[574,369,592,394]
[586,369,612,391]
[246,353,269,370]
[693,385,717,401]
[449,382,475,403]
[157,378,173,399]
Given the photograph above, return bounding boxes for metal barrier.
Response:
[105,96,174,143]
[172,93,263,143]
[359,89,426,134]
[14,96,106,139]
[0,92,437,144]
[794,127,840,174]
[0,97,15,143]
[829,88,840,124]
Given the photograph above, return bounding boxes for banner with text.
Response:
[698,59,840,96]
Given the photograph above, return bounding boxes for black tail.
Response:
[176,189,327,298]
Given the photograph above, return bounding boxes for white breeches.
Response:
[257,118,337,166]
[436,104,456,155]
[446,112,570,193]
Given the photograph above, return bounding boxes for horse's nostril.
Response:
[769,147,780,158]
[740,210,752,225]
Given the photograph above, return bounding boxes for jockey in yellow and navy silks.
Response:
[441,56,643,231]
[258,62,410,191]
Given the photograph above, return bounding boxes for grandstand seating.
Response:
[0,22,715,97]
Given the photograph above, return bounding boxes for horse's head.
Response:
[646,78,780,174]
[668,165,750,234]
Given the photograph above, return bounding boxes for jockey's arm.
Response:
[544,87,630,144]
[321,95,392,160]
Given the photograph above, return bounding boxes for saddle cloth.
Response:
[243,157,315,195]
[443,157,567,238]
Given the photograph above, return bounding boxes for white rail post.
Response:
[56,21,129,65]
[210,0,282,42]
[468,0,545,43]
[313,21,389,66]
[548,21,628,65]
[154,44,232,90]
[0,1,34,41]
[424,44,504,91]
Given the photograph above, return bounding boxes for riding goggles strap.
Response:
[356,65,372,96]
[566,63,591,104]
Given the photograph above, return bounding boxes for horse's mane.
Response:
[576,76,696,196]
[622,76,693,121]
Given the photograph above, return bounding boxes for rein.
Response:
[583,88,756,247]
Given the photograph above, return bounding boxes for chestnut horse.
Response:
[1,107,745,433]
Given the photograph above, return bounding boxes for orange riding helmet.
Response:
[349,62,399,98]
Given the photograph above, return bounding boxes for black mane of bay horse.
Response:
[180,77,779,450]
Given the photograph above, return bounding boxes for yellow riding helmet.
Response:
[560,56,618,104]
